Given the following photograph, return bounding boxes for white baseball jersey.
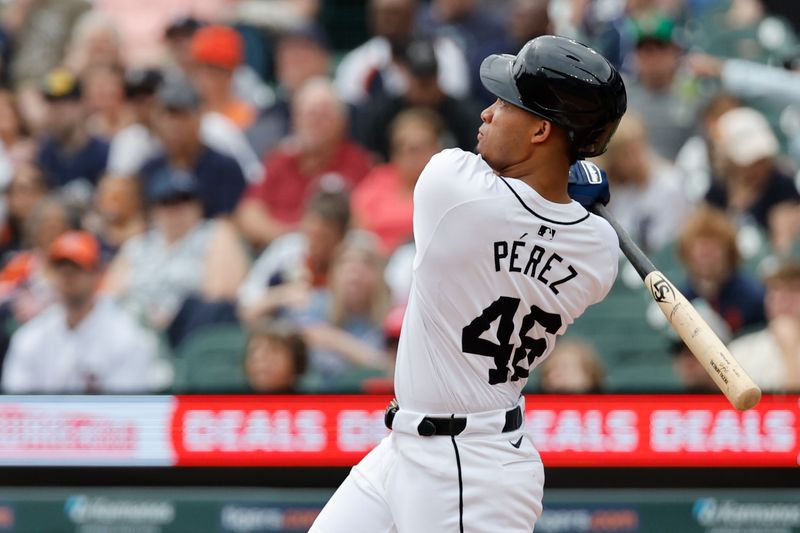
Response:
[395,148,619,414]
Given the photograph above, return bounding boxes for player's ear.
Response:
[530,118,552,146]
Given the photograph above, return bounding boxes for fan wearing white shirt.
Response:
[1,231,159,394]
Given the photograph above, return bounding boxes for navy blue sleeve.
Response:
[202,154,247,217]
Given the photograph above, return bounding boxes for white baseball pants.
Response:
[309,398,544,533]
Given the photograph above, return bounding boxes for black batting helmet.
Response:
[480,35,627,159]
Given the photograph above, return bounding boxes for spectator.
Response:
[244,320,308,393]
[678,206,766,334]
[599,112,688,253]
[85,174,146,254]
[164,15,273,116]
[769,203,800,257]
[36,68,109,196]
[2,230,160,393]
[0,90,36,187]
[238,189,351,328]
[625,15,702,161]
[62,10,122,74]
[6,0,91,87]
[190,25,256,130]
[0,196,69,322]
[236,78,372,248]
[139,75,247,219]
[505,0,551,51]
[103,168,249,333]
[335,0,470,107]
[82,64,131,140]
[163,16,205,75]
[295,236,390,388]
[0,195,70,361]
[357,37,481,160]
[107,67,163,175]
[675,92,742,204]
[670,305,732,393]
[353,108,443,253]
[246,24,331,158]
[0,165,50,263]
[705,106,800,230]
[417,0,507,102]
[537,340,605,393]
[728,260,800,393]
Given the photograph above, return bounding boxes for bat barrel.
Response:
[592,203,762,411]
[644,271,762,411]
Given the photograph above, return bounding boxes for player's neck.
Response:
[505,157,571,204]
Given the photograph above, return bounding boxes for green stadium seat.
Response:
[172,324,249,393]
[565,262,683,392]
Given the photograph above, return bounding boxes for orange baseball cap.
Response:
[49,231,100,270]
[191,25,242,70]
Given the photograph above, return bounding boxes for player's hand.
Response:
[568,161,610,209]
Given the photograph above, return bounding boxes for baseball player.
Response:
[310,35,627,532]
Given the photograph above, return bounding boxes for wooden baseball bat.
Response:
[592,204,762,411]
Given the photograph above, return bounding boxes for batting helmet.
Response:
[480,35,627,159]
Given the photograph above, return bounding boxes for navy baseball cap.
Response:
[157,75,200,111]
[165,15,204,39]
[396,38,438,78]
[147,168,200,204]
[125,68,163,99]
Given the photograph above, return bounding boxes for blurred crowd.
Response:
[0,0,797,396]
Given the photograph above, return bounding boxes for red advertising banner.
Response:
[169,394,800,468]
[171,395,389,467]
[0,395,796,467]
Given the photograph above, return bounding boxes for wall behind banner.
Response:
[0,488,798,533]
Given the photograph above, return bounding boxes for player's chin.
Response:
[476,139,489,159]
[477,143,496,166]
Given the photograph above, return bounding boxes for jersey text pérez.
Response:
[493,240,579,295]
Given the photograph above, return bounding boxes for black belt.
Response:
[384,400,523,437]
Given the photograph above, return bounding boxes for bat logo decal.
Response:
[651,275,675,304]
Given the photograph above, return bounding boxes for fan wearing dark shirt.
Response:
[356,37,481,161]
[36,68,109,191]
[138,75,246,218]
[705,107,800,229]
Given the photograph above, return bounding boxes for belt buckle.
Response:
[417,418,437,436]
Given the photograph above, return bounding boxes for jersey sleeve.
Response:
[413,149,497,263]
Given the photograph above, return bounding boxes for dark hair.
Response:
[305,189,351,236]
[247,320,308,377]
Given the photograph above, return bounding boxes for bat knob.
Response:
[733,386,762,411]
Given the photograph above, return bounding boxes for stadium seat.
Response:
[566,262,683,392]
[172,324,249,393]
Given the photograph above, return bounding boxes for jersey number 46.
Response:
[461,296,562,385]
